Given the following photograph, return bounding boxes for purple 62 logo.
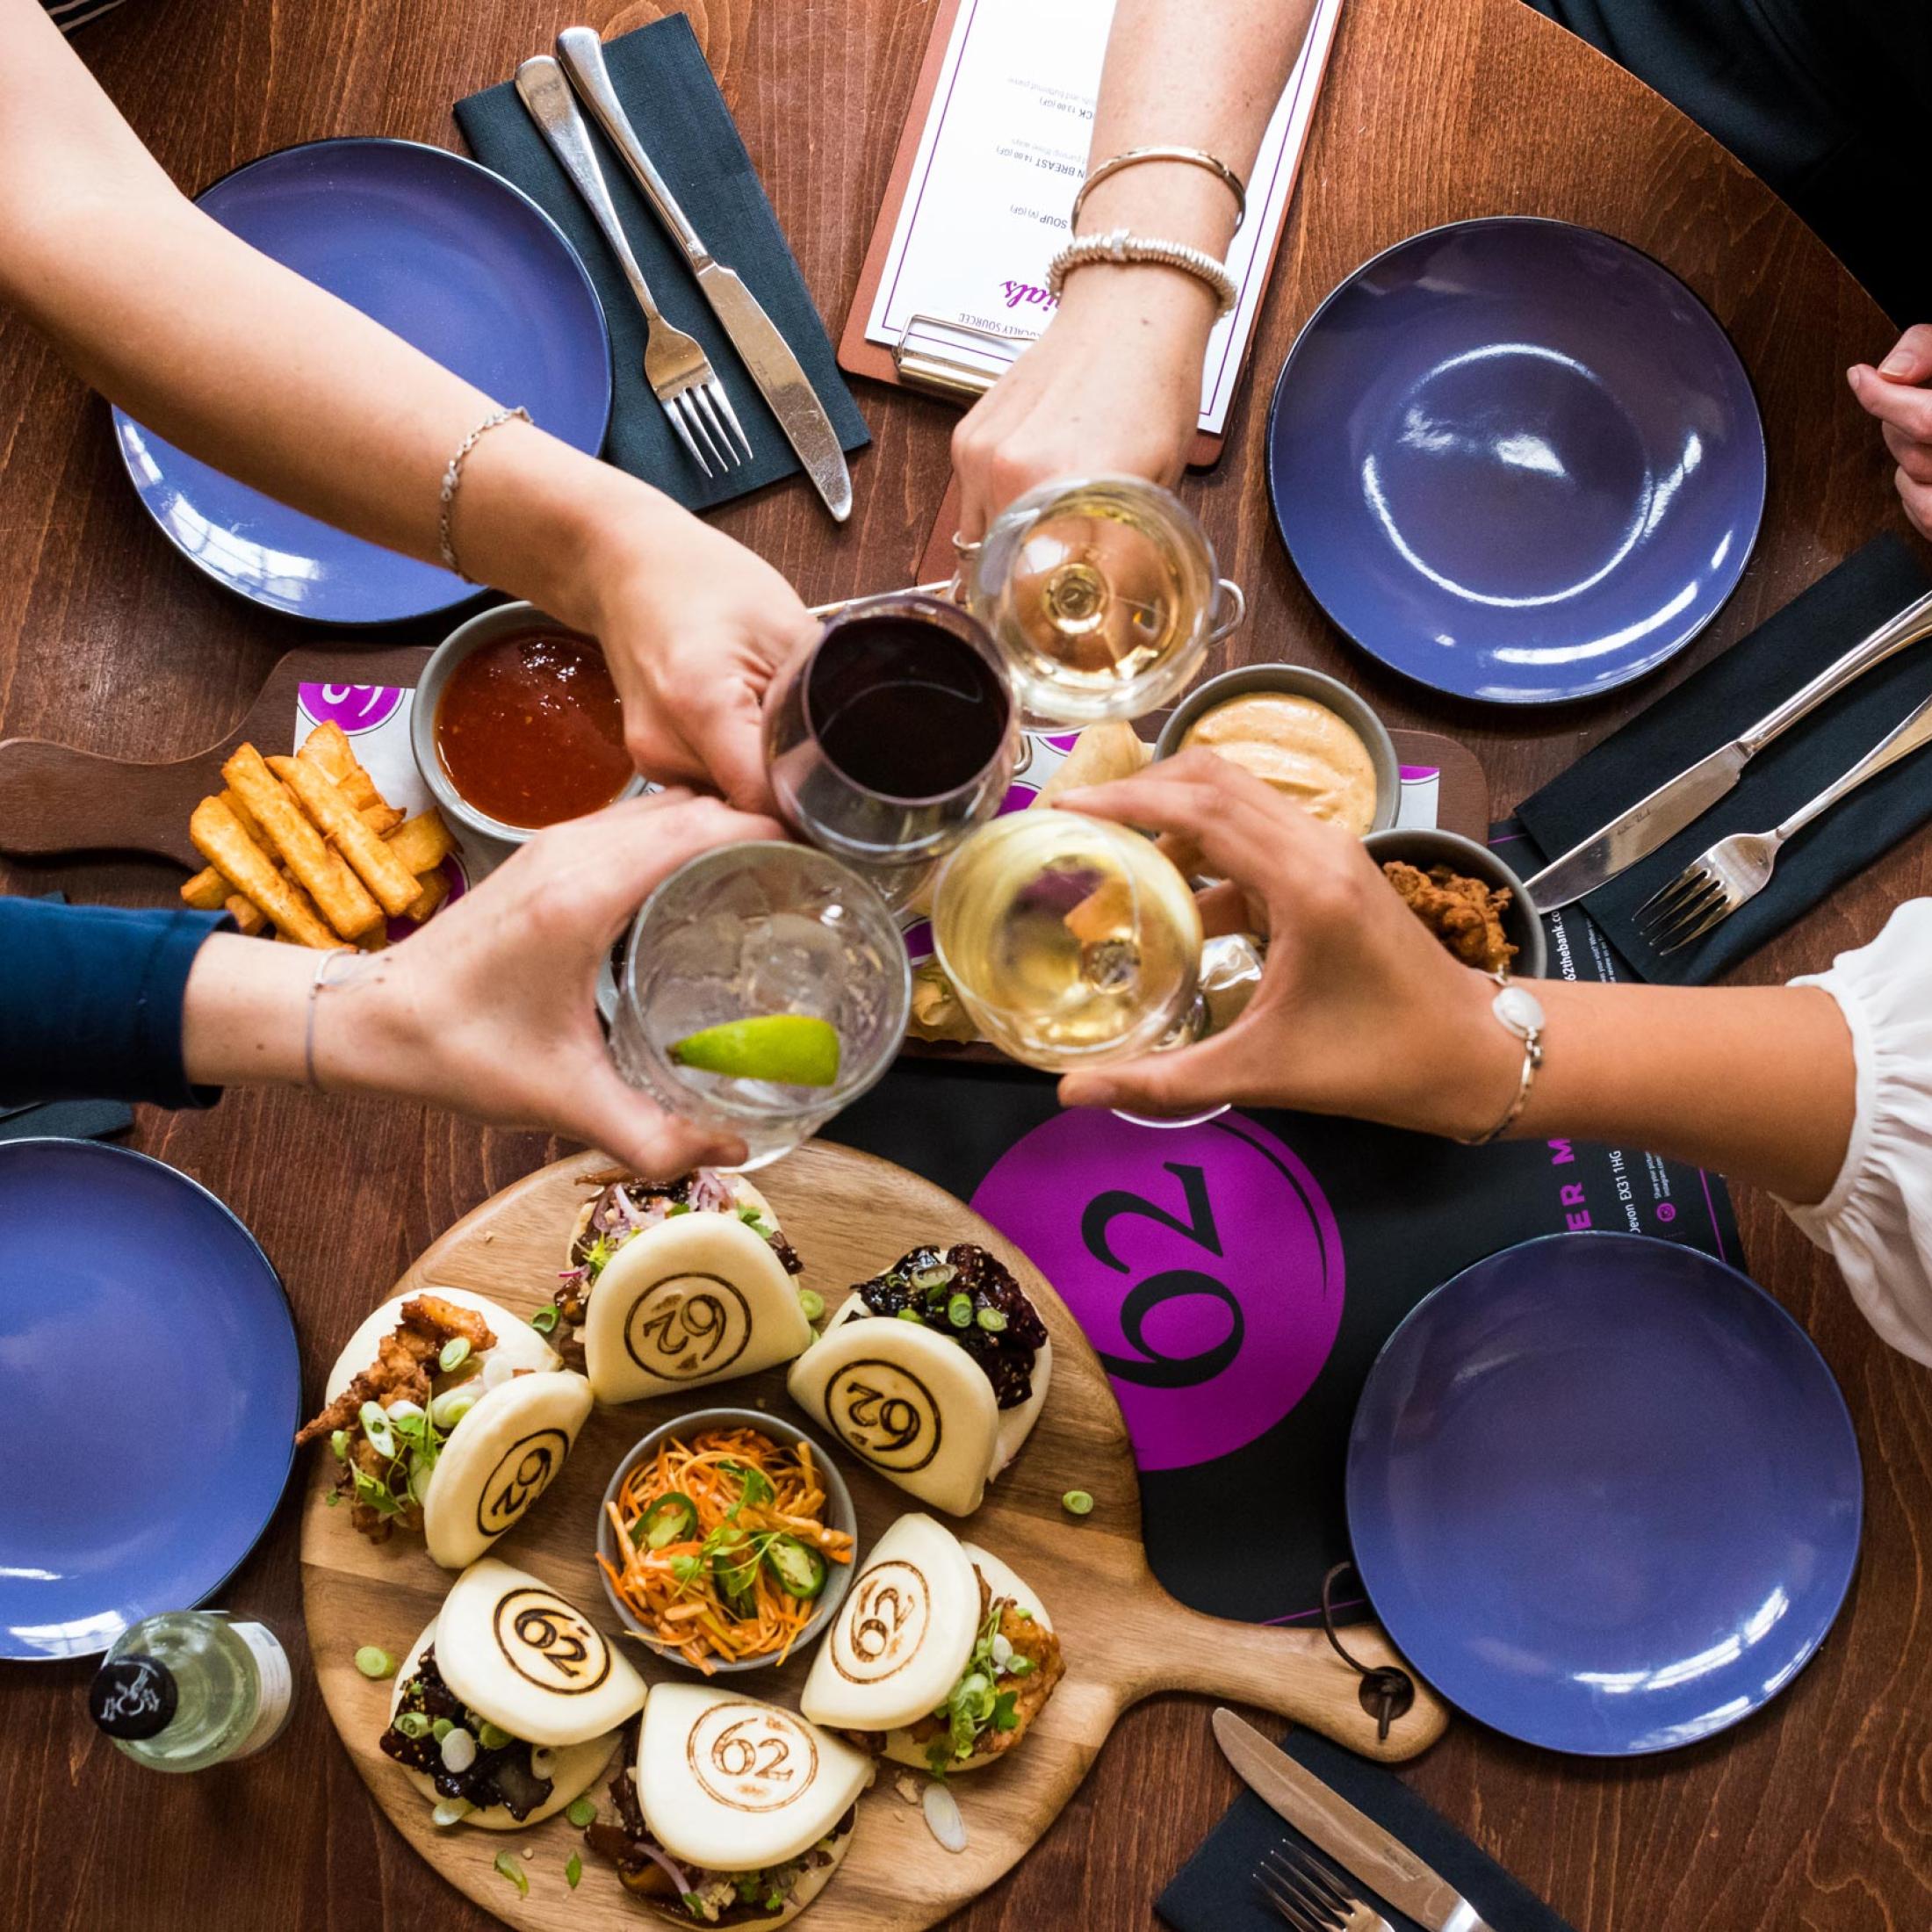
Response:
[971,1111,1344,1470]
[297,681,403,735]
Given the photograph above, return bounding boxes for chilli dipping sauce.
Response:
[434,631,631,829]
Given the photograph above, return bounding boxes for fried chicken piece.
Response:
[1382,861,1517,974]
[295,1294,494,1446]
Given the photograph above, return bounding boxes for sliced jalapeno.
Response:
[762,1533,828,1601]
[633,1490,699,1550]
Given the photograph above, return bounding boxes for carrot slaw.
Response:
[601,1426,854,1673]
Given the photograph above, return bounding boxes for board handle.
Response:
[1135,1597,1449,1763]
[0,736,205,867]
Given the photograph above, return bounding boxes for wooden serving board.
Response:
[0,645,434,869]
[300,1143,1446,1932]
[0,649,1489,869]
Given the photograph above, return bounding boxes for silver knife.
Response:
[1214,1709,1494,1932]
[555,26,853,523]
[1525,586,1932,912]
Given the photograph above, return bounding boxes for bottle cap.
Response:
[89,1654,178,1741]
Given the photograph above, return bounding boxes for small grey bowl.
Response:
[409,599,645,848]
[1365,826,1549,979]
[1154,663,1401,834]
[596,1406,856,1674]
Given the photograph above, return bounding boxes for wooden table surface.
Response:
[3,0,1928,1926]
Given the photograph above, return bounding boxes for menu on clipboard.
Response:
[839,0,1344,461]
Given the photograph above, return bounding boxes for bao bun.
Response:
[584,1213,811,1405]
[323,1287,559,1402]
[633,1683,870,1926]
[787,1301,1050,1517]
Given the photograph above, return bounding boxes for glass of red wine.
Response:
[763,592,1018,909]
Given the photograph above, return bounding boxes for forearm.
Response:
[1080,0,1315,253]
[1497,980,1856,1205]
[0,0,684,625]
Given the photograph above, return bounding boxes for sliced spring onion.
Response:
[431,1717,454,1743]
[407,1458,435,1505]
[566,1797,597,1828]
[912,1262,956,1292]
[494,1852,529,1898]
[566,1852,583,1890]
[1007,1654,1035,1677]
[947,1294,973,1329]
[328,1428,350,1463]
[354,1646,395,1680]
[437,1336,472,1373]
[429,1388,476,1431]
[530,1746,558,1779]
[357,1401,395,1458]
[477,1720,514,1751]
[441,1727,478,1773]
[384,1399,424,1424]
[976,1307,1009,1332]
[897,1308,924,1323]
[530,1304,561,1335]
[479,1354,515,1392]
[1062,1489,1095,1517]
[798,1288,825,1323]
[923,1780,969,1853]
[990,1633,1013,1670]
[393,1711,431,1740]
[431,1798,474,1828]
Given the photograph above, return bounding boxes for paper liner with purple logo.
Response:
[294,682,475,920]
[972,1109,1343,1470]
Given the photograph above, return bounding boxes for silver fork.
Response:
[1254,1842,1394,1932]
[514,55,751,477]
[1636,682,1932,952]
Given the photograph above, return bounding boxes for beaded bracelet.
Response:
[1044,228,1237,318]
[436,404,531,580]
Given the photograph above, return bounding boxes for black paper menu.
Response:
[823,880,1739,1626]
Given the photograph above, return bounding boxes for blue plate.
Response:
[1346,1232,1861,1755]
[1266,218,1766,705]
[112,138,612,625]
[0,1141,299,1661]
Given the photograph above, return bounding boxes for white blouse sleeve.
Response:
[1782,898,1932,1366]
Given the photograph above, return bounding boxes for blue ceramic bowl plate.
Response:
[112,138,612,625]
[1346,1231,1862,1755]
[1267,218,1766,705]
[0,1141,300,1661]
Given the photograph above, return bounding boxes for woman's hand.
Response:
[1849,325,1932,540]
[568,493,819,813]
[949,270,1215,543]
[1049,752,1519,1134]
[239,791,786,1172]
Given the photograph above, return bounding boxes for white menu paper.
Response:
[863,0,1344,436]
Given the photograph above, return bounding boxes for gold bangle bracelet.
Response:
[1071,146,1248,234]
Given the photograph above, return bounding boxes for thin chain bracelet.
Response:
[1044,228,1237,317]
[437,404,531,580]
[303,948,360,1092]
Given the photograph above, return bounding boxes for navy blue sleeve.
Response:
[0,899,229,1108]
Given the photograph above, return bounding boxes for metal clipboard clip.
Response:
[891,313,1036,403]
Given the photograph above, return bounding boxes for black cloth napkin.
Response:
[0,1099,133,1143]
[1515,533,1932,984]
[454,16,869,513]
[1157,1728,1575,1932]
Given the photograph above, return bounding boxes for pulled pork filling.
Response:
[584,1755,850,1925]
[378,1646,554,1820]
[854,1244,1049,1409]
[294,1294,495,1541]
[842,1567,1064,1771]
[559,1170,804,1339]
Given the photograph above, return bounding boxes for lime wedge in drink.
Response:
[669,1015,842,1087]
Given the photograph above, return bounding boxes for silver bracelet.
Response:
[303,948,359,1093]
[437,404,531,580]
[1456,973,1546,1147]
[1044,228,1237,318]
[1071,146,1248,234]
